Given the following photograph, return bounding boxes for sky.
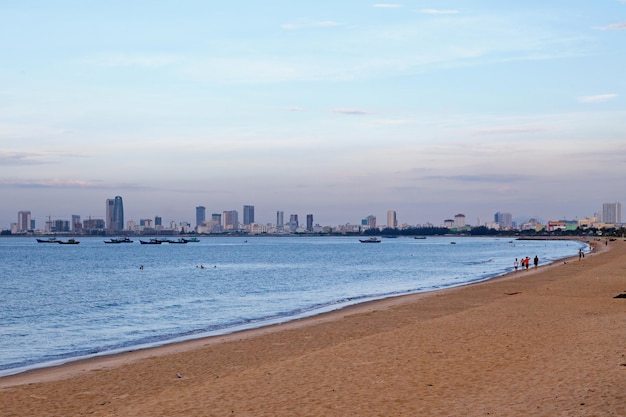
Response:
[1,1,625,228]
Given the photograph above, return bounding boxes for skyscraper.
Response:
[494,212,512,229]
[387,210,397,229]
[289,214,299,232]
[602,202,622,224]
[196,206,206,227]
[17,211,31,232]
[306,214,313,232]
[223,210,239,231]
[106,196,124,232]
[454,213,466,228]
[276,211,284,228]
[243,205,255,225]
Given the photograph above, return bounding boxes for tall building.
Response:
[602,202,622,224]
[387,210,397,229]
[223,210,239,231]
[243,205,255,225]
[494,212,513,229]
[155,216,162,227]
[17,211,31,232]
[276,211,284,228]
[289,214,299,232]
[306,214,314,232]
[196,206,206,227]
[71,215,81,232]
[454,213,466,228]
[106,196,124,232]
[366,215,376,229]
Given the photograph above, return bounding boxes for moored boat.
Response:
[36,237,60,243]
[58,239,80,245]
[359,237,381,243]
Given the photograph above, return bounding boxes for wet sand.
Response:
[2,240,625,416]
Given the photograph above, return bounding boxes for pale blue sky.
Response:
[1,1,625,227]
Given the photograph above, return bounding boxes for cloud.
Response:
[0,152,51,166]
[0,178,150,190]
[595,21,626,30]
[331,108,374,115]
[577,94,618,103]
[281,21,341,30]
[473,127,549,136]
[420,9,460,15]
[286,107,306,112]
[372,4,402,8]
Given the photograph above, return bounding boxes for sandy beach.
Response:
[1,239,625,416]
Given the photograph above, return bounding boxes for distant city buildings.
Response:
[106,196,124,232]
[306,214,314,232]
[17,211,31,233]
[223,210,238,231]
[243,205,255,225]
[387,210,397,229]
[454,213,465,229]
[494,212,513,229]
[196,206,206,227]
[276,211,284,229]
[602,202,622,224]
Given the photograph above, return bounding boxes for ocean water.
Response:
[0,236,586,376]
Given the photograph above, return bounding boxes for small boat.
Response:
[167,239,188,244]
[182,237,200,243]
[36,237,60,243]
[104,239,121,244]
[58,239,80,245]
[360,237,381,243]
[450,241,457,244]
[414,236,426,240]
[140,239,162,245]
[105,237,134,244]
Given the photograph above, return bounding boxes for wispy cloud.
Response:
[577,94,618,103]
[473,127,548,136]
[595,21,626,30]
[331,108,374,115]
[286,107,306,112]
[281,20,341,30]
[420,9,460,15]
[0,178,150,190]
[0,152,50,166]
[373,4,402,8]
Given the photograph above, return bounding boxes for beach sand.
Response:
[1,240,625,416]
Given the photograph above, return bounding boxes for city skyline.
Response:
[4,197,625,233]
[1,1,625,227]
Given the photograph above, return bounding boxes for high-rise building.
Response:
[454,213,466,228]
[106,196,124,232]
[17,211,31,233]
[306,214,313,232]
[223,210,239,231]
[602,202,622,224]
[494,212,513,229]
[366,215,376,229]
[196,206,206,227]
[387,210,397,229]
[71,215,81,231]
[155,216,162,227]
[243,205,255,225]
[276,211,284,228]
[289,214,299,232]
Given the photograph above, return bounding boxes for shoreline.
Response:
[0,238,589,380]
[2,239,624,416]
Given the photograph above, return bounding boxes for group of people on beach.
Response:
[514,255,538,271]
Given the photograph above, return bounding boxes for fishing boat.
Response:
[36,237,60,243]
[58,239,80,245]
[105,237,134,244]
[139,239,162,245]
[359,237,381,243]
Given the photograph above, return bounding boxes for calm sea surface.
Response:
[0,236,586,376]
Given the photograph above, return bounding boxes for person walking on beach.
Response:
[514,258,519,271]
[534,255,539,268]
[525,257,530,270]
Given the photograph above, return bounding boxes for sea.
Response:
[0,236,587,377]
